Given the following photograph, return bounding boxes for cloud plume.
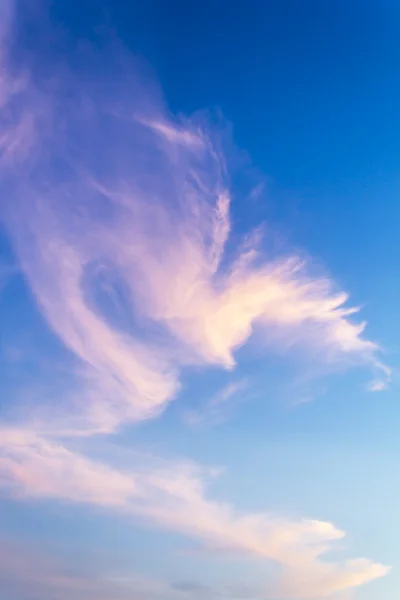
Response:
[0,7,390,433]
[0,427,390,599]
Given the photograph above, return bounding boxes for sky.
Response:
[0,1,399,599]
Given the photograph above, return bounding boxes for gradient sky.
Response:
[0,1,399,599]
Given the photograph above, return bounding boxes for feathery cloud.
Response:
[0,427,390,599]
[0,12,390,433]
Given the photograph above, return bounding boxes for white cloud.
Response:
[0,428,137,505]
[0,427,390,598]
[0,23,390,433]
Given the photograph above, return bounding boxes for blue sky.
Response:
[0,1,399,599]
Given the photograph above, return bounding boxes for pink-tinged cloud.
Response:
[0,13,390,434]
[0,428,390,598]
[0,428,136,505]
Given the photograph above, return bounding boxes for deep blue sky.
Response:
[53,0,399,183]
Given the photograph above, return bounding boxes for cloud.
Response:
[0,427,390,598]
[183,379,249,426]
[0,4,391,600]
[0,428,137,505]
[0,16,390,434]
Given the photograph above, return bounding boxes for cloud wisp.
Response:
[0,3,391,599]
[0,3,390,435]
[0,427,390,599]
[183,379,250,426]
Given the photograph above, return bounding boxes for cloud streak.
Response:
[0,427,390,599]
[183,379,249,426]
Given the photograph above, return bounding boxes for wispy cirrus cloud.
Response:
[183,379,249,426]
[0,3,391,599]
[0,22,390,432]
